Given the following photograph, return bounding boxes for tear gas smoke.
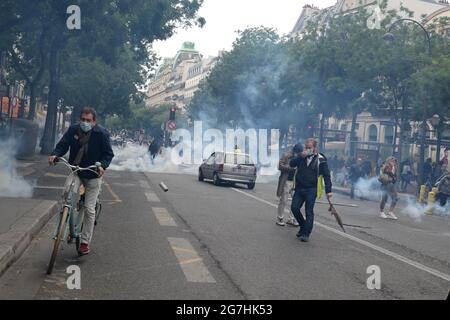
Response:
[0,139,33,198]
[354,177,382,201]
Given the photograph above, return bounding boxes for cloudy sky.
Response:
[152,0,337,59]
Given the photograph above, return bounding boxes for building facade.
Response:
[291,0,450,163]
[146,42,218,112]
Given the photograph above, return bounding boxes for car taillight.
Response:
[218,164,224,171]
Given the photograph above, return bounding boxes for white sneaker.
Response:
[379,211,389,219]
[276,218,286,226]
[387,211,398,220]
[286,218,299,227]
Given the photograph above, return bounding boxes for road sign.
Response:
[167,120,176,131]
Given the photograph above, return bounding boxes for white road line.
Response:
[145,192,160,202]
[152,207,177,227]
[231,187,450,283]
[167,237,216,283]
[33,186,65,190]
[139,180,151,189]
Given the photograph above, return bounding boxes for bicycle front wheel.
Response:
[47,207,69,275]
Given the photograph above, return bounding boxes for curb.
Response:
[0,200,58,277]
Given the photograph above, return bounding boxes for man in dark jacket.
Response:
[48,107,114,255]
[290,138,332,242]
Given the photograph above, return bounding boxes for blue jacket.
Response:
[290,153,332,194]
[51,124,114,179]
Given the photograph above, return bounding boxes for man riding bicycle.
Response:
[48,107,114,256]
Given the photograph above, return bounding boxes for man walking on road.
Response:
[290,138,332,242]
[48,107,114,255]
[378,156,399,220]
[276,144,302,227]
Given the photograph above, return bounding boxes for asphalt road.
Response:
[0,165,449,300]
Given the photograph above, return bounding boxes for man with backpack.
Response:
[276,144,302,227]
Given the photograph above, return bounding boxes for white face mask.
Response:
[80,121,92,132]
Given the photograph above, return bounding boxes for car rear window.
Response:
[225,154,254,165]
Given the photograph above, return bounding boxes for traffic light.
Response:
[169,107,176,121]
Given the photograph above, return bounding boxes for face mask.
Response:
[80,122,92,132]
[306,148,313,156]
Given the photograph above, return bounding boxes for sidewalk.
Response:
[0,155,58,277]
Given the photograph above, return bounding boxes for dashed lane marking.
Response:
[168,237,216,283]
[152,207,177,226]
[103,180,122,203]
[145,192,160,202]
[139,180,151,189]
[231,187,450,283]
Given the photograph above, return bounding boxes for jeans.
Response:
[380,183,398,211]
[291,187,317,237]
[64,174,102,245]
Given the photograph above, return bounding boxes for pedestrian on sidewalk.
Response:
[349,158,363,199]
[276,144,302,227]
[378,156,399,220]
[400,159,412,192]
[48,107,114,256]
[290,138,332,242]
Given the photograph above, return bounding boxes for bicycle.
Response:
[47,157,102,275]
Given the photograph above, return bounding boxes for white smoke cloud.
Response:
[0,138,33,198]
[354,176,382,201]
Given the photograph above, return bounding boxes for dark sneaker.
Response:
[296,229,303,238]
[300,235,309,242]
[78,243,90,255]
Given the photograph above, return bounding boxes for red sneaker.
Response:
[78,243,90,256]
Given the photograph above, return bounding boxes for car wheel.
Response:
[198,169,204,181]
[247,182,255,190]
[213,173,221,186]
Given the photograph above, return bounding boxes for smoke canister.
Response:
[159,182,168,192]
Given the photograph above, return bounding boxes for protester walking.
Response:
[378,156,399,220]
[290,138,332,242]
[276,144,302,227]
[349,159,363,199]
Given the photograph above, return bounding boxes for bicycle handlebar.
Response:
[53,157,101,176]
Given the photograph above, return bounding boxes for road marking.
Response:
[152,207,177,226]
[145,192,160,202]
[45,173,67,178]
[168,237,216,283]
[33,186,65,190]
[231,187,450,283]
[139,180,151,189]
[103,181,122,203]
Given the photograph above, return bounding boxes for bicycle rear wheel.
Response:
[47,207,69,275]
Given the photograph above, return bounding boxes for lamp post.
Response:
[383,18,432,192]
[431,114,441,163]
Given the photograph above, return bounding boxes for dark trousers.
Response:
[291,187,317,237]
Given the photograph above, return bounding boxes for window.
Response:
[368,124,378,142]
[384,126,394,144]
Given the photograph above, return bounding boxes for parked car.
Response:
[198,152,257,189]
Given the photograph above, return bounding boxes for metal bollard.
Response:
[419,185,426,204]
[426,191,435,215]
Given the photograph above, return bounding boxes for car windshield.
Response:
[225,154,254,165]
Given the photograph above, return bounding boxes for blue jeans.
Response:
[291,187,317,237]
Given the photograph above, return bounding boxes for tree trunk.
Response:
[27,85,37,120]
[40,38,61,154]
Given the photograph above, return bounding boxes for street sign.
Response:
[167,120,176,131]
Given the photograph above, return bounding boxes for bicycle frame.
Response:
[52,158,100,242]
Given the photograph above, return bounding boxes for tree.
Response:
[1,0,205,153]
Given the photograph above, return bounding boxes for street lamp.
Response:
[383,18,432,192]
[431,114,441,163]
